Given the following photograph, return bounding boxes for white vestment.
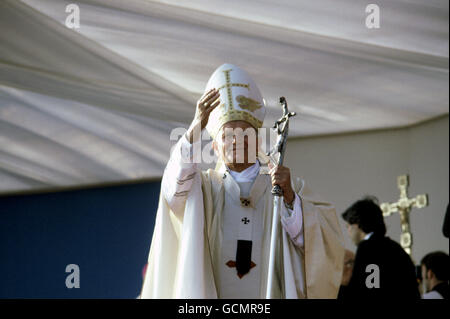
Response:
[141,136,345,298]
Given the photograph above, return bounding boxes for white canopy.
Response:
[0,0,448,193]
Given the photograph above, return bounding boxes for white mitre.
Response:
[204,63,266,138]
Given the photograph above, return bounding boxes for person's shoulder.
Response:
[356,235,386,254]
[383,236,407,252]
[381,237,417,267]
[354,239,375,258]
[295,178,333,207]
[364,235,397,246]
[201,168,225,190]
[356,238,375,252]
[368,236,406,255]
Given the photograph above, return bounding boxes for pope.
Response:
[140,64,345,299]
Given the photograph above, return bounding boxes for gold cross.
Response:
[218,69,249,109]
[240,198,251,207]
[380,175,428,256]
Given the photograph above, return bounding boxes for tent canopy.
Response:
[0,0,448,193]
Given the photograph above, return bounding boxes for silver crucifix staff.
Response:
[266,97,296,298]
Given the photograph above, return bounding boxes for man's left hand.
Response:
[268,163,295,205]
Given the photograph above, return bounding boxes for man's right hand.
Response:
[186,88,221,143]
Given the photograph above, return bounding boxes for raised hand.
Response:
[186,88,221,143]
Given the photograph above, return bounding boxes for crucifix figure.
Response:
[265,97,296,298]
[380,175,428,256]
[267,97,296,196]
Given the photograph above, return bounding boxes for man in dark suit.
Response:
[421,251,449,299]
[338,197,420,300]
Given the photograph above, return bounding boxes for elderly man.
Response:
[140,64,344,299]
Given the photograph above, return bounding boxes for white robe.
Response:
[140,136,345,298]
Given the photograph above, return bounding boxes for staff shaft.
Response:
[266,196,282,298]
[266,97,295,298]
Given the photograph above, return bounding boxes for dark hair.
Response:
[341,196,387,235]
[421,251,449,281]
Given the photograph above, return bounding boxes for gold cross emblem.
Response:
[240,198,251,207]
[380,175,428,257]
[218,69,249,109]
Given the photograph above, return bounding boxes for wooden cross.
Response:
[380,175,428,256]
[218,69,249,109]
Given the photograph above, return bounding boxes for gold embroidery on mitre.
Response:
[207,67,263,138]
[209,109,263,138]
[236,95,262,112]
[217,69,250,110]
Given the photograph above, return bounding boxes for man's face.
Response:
[214,121,259,165]
[346,223,364,245]
[421,265,431,292]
